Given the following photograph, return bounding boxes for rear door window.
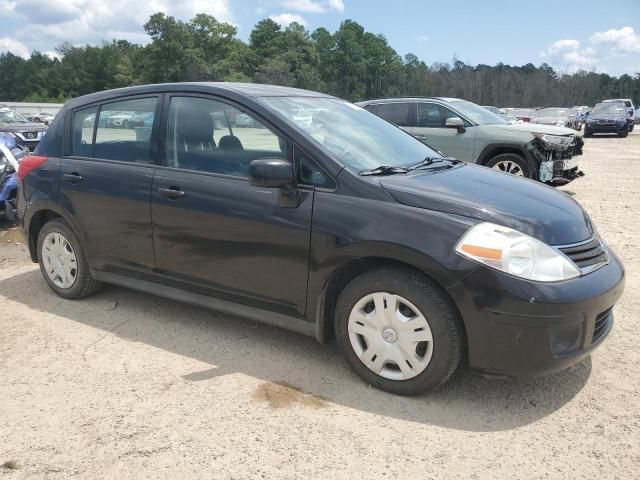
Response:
[94,97,158,163]
[376,102,412,127]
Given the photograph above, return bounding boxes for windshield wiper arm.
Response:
[407,156,461,171]
[360,165,409,176]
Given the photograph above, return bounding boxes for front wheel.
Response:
[629,124,634,132]
[334,268,463,396]
[37,219,102,299]
[618,129,629,138]
[484,153,534,179]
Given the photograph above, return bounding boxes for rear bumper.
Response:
[447,248,625,377]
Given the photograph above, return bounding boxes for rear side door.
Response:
[60,96,160,273]
[410,102,476,162]
[150,95,313,318]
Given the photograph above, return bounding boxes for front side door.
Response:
[410,102,476,162]
[60,96,160,273]
[151,95,313,318]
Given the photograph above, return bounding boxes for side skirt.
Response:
[91,270,317,339]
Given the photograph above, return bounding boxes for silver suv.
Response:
[358,97,583,184]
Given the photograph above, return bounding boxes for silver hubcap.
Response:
[348,292,434,381]
[42,232,78,289]
[492,160,524,176]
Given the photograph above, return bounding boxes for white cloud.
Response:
[2,0,234,52]
[541,38,597,72]
[278,0,344,13]
[417,35,429,42]
[269,13,308,27]
[590,26,640,54]
[0,37,29,58]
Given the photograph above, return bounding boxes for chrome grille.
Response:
[557,237,607,273]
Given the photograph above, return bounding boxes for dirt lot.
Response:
[1,131,639,479]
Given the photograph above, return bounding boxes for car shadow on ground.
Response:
[0,269,592,433]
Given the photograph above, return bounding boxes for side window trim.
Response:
[294,144,336,190]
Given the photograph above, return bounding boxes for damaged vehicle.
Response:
[0,107,47,151]
[358,97,583,184]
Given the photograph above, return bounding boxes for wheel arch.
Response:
[477,142,530,166]
[313,256,467,350]
[25,203,84,263]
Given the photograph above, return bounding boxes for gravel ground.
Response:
[1,131,639,479]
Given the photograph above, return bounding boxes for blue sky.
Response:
[1,0,639,75]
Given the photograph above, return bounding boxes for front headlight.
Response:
[533,133,573,146]
[455,222,580,282]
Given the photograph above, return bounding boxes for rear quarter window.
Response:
[376,103,412,127]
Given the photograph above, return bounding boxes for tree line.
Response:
[1,13,639,107]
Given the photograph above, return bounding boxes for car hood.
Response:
[0,122,47,132]
[491,123,576,135]
[379,163,593,245]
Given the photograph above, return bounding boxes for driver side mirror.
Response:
[249,158,295,189]
[445,117,466,133]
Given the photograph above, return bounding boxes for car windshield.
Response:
[448,100,507,125]
[261,97,441,171]
[0,108,30,125]
[593,103,626,114]
[535,108,568,118]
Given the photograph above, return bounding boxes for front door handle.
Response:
[159,187,185,199]
[63,173,83,184]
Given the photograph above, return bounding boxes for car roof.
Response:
[357,97,463,105]
[63,82,333,109]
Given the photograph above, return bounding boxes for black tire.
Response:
[618,129,628,138]
[122,120,129,129]
[4,200,16,224]
[629,124,634,132]
[484,152,535,179]
[37,219,102,299]
[584,130,592,138]
[334,267,464,396]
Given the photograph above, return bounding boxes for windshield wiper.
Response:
[360,165,409,176]
[407,156,460,171]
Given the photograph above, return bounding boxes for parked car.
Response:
[0,107,47,151]
[502,108,536,124]
[0,133,27,222]
[127,112,154,128]
[584,102,630,137]
[531,108,580,130]
[358,97,583,184]
[234,112,259,127]
[25,111,56,125]
[481,106,501,115]
[601,99,635,132]
[18,83,624,396]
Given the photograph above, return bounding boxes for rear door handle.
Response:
[159,187,185,199]
[63,173,83,183]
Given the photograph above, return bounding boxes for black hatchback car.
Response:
[17,83,625,395]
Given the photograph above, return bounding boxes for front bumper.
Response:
[447,248,625,377]
[528,136,584,185]
[585,122,627,134]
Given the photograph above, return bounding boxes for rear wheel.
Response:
[584,130,592,138]
[37,219,101,299]
[485,153,534,179]
[334,267,463,396]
